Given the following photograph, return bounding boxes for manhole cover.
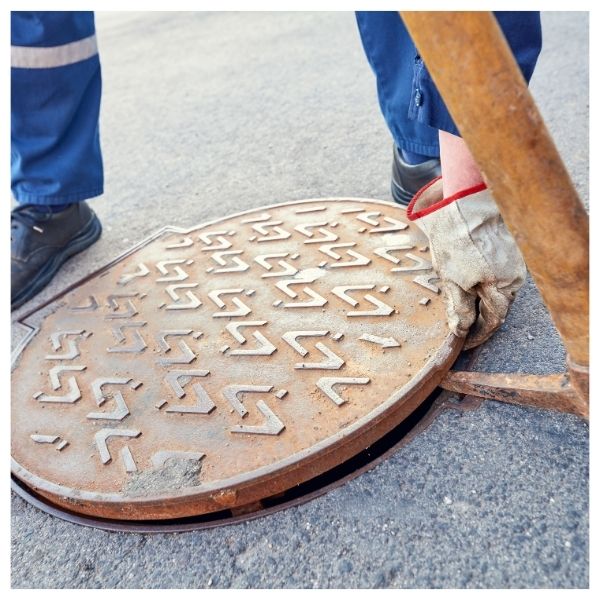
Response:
[12,199,462,520]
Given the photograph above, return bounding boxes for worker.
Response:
[356,12,542,347]
[11,11,542,351]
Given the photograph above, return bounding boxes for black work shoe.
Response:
[11,202,102,311]
[391,145,441,205]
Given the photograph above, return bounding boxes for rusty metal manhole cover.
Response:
[12,199,462,520]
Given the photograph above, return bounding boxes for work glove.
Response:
[407,177,526,349]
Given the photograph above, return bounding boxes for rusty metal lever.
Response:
[439,370,588,419]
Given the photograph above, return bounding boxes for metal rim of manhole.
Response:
[11,198,463,523]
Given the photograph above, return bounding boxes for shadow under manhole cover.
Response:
[11,198,463,526]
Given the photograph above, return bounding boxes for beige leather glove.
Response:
[407,177,526,349]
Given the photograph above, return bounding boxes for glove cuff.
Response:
[406,176,487,221]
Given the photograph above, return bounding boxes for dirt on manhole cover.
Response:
[12,199,462,520]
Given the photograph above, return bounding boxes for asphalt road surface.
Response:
[11,11,589,588]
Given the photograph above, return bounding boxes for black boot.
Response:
[11,202,102,310]
[391,146,441,205]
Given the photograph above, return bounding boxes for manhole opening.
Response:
[12,385,448,533]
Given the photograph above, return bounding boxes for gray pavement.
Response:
[11,11,589,588]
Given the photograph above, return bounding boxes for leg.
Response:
[355,11,440,158]
[356,11,441,205]
[11,11,103,204]
[11,11,103,310]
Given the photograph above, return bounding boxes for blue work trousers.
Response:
[356,11,542,157]
[11,11,103,205]
[11,12,542,204]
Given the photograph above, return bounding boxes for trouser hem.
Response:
[395,139,440,158]
[12,187,103,205]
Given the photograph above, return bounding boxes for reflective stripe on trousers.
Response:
[12,34,98,69]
